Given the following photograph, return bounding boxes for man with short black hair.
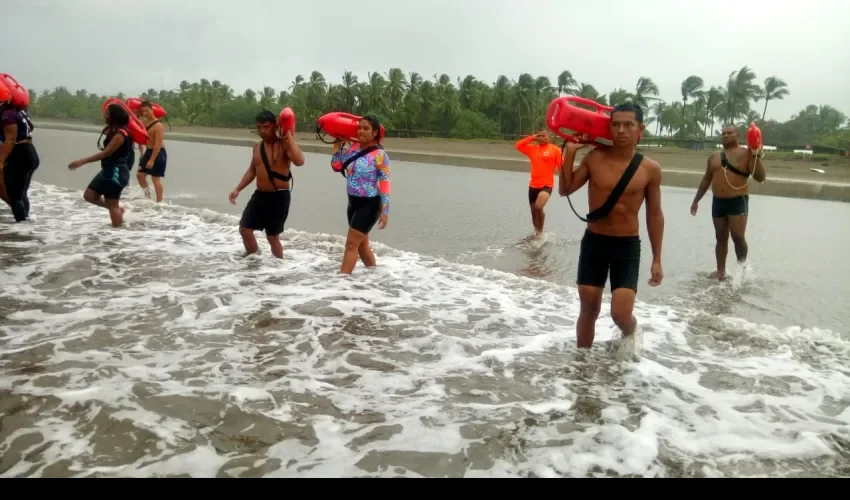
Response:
[559,103,665,353]
[229,110,305,260]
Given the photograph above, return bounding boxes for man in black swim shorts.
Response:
[559,103,665,350]
[690,124,766,281]
[229,110,304,259]
[136,101,168,202]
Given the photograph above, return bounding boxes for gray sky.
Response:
[5,0,849,122]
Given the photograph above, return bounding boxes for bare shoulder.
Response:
[583,146,604,165]
[640,154,661,178]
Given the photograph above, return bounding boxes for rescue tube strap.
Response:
[259,141,294,192]
[339,145,381,178]
[562,142,643,223]
[145,119,161,131]
[720,151,750,178]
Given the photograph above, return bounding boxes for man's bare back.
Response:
[584,148,661,237]
[253,140,292,192]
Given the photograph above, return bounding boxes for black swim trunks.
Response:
[528,186,552,205]
[239,189,291,237]
[87,166,130,200]
[576,229,641,292]
[712,195,749,218]
[347,195,381,234]
[139,148,168,177]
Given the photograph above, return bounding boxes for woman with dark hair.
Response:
[68,103,135,227]
[330,115,391,274]
[0,85,39,223]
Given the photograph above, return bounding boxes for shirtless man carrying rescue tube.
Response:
[229,110,305,259]
[689,124,766,281]
[559,103,665,351]
[136,101,167,202]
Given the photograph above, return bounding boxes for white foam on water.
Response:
[0,182,848,478]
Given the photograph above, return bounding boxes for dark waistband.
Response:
[254,188,290,195]
[583,229,640,242]
[713,194,749,201]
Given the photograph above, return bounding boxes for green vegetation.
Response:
[25,65,850,152]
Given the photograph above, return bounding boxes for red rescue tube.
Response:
[0,79,10,103]
[746,121,762,150]
[102,97,148,145]
[278,107,295,134]
[546,96,615,145]
[317,112,385,142]
[0,73,30,109]
[125,97,167,118]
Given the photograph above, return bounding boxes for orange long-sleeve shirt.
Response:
[515,135,563,189]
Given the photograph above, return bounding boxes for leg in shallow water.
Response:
[728,214,748,264]
[152,176,164,203]
[610,288,637,336]
[4,166,28,222]
[266,234,283,259]
[136,171,151,198]
[83,188,107,208]
[577,285,604,348]
[533,190,551,233]
[239,226,259,256]
[21,168,36,218]
[341,227,368,274]
[357,234,376,267]
[712,217,730,280]
[104,198,124,227]
[0,170,8,205]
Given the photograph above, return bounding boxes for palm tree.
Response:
[557,71,576,96]
[760,76,790,121]
[632,77,660,112]
[680,75,704,139]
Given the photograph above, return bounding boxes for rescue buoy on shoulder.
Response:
[102,97,148,145]
[316,112,386,144]
[278,107,295,134]
[546,96,614,146]
[0,73,30,109]
[125,97,167,118]
[0,79,11,104]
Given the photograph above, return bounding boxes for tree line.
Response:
[24,65,850,151]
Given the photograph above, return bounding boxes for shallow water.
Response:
[0,129,849,477]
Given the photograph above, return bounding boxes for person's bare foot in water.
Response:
[715,269,726,281]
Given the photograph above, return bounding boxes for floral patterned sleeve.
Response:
[376,150,391,215]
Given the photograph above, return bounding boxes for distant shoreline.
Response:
[33,120,850,203]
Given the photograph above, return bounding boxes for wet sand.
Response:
[34,120,850,203]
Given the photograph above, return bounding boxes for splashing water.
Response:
[1,183,848,478]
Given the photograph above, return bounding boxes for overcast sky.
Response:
[4,0,848,122]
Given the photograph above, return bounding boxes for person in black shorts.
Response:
[689,125,766,281]
[329,115,392,274]
[136,100,168,202]
[229,110,304,259]
[559,103,665,350]
[68,103,135,227]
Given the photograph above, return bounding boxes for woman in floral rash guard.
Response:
[330,115,391,274]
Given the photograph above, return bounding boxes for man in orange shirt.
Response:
[515,129,563,236]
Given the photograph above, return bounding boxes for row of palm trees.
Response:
[29,65,836,145]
